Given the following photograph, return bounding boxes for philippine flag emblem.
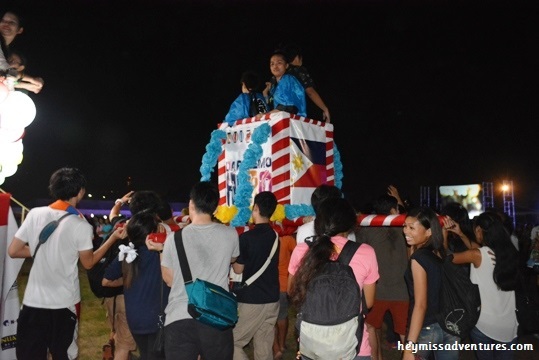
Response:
[290,137,327,188]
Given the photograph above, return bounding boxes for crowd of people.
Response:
[4,8,538,360]
[8,165,539,360]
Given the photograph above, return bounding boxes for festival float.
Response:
[191,111,406,235]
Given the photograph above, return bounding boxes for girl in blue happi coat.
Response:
[258,50,307,119]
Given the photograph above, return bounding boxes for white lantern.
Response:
[0,162,18,178]
[0,139,24,164]
[0,127,25,143]
[0,91,37,129]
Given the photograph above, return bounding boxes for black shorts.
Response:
[16,305,77,360]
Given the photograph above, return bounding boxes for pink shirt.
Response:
[288,236,379,356]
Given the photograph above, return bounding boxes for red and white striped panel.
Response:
[271,116,291,204]
[357,214,444,227]
[357,214,407,226]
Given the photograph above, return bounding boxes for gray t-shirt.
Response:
[161,222,239,326]
[357,226,409,301]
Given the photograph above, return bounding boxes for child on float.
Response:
[224,70,268,125]
[257,50,306,119]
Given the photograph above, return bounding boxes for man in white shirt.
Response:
[8,167,122,360]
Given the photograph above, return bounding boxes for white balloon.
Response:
[0,91,37,129]
[0,162,18,177]
[0,127,25,143]
[0,139,24,164]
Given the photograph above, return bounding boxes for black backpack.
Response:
[297,240,368,359]
[87,235,124,299]
[515,268,539,335]
[436,255,481,339]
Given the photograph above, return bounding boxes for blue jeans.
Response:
[470,326,517,360]
[415,322,460,360]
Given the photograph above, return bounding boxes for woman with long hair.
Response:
[402,207,459,360]
[288,197,379,359]
[103,211,170,360]
[451,211,519,360]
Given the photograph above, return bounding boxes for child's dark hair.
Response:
[283,43,302,63]
[253,191,277,218]
[240,70,261,92]
[372,194,398,215]
[122,210,159,288]
[8,49,27,66]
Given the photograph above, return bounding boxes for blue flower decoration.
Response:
[285,203,315,219]
[200,129,227,181]
[230,123,271,226]
[334,143,343,189]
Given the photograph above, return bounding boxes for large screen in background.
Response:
[438,184,484,218]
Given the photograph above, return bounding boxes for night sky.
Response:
[2,0,538,216]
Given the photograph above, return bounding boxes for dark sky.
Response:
[2,0,538,216]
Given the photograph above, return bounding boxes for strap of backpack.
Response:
[337,240,360,265]
[244,231,279,286]
[112,294,117,332]
[34,212,75,260]
[174,230,193,284]
[338,241,368,317]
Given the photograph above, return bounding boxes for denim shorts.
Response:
[415,322,459,360]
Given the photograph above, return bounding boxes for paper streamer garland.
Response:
[200,129,227,182]
[333,143,343,189]
[230,123,271,226]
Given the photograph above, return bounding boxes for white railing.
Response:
[0,188,30,223]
